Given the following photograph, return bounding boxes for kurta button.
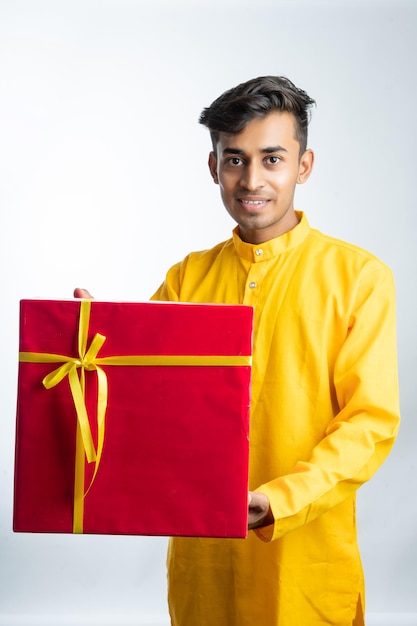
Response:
[255,249,263,256]
[249,282,257,289]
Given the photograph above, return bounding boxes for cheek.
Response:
[218,175,236,194]
[271,170,298,190]
[219,166,241,182]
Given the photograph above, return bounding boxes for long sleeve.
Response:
[255,261,400,542]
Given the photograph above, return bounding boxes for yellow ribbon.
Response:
[19,300,252,533]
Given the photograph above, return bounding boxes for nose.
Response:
[240,162,265,191]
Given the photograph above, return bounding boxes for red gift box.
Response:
[13,299,253,537]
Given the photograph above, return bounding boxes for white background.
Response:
[0,0,416,624]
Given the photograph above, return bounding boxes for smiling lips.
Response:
[238,198,270,210]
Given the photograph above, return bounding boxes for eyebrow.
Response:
[222,146,288,156]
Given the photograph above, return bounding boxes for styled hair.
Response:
[199,76,316,155]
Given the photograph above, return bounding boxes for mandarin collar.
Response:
[232,212,311,262]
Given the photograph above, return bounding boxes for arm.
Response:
[255,265,400,542]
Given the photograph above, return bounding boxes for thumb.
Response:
[74,288,94,299]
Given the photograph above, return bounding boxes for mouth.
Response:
[238,198,270,210]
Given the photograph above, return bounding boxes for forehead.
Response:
[217,111,298,152]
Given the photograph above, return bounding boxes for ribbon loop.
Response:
[43,360,79,389]
[83,333,106,369]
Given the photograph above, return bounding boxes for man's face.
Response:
[208,111,313,244]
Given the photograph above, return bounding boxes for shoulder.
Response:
[172,237,234,275]
[184,237,234,262]
[151,237,234,301]
[295,225,396,309]
[307,226,393,277]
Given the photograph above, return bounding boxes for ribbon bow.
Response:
[19,300,108,531]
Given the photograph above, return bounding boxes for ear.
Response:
[297,149,314,185]
[208,151,219,184]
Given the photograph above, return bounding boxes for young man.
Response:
[150,76,400,626]
[76,76,400,625]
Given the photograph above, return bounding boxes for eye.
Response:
[227,157,243,166]
[266,155,280,165]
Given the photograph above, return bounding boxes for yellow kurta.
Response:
[151,213,400,626]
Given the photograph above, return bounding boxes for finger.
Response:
[74,288,94,299]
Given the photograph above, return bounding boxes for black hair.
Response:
[199,76,316,155]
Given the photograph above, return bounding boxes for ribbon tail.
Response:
[84,366,108,496]
[68,366,97,464]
